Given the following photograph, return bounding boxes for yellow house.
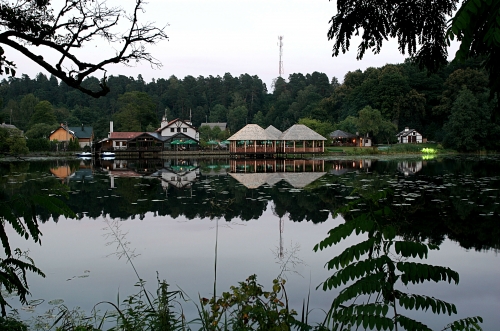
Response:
[49,124,94,148]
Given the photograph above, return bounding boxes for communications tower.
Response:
[278,36,284,77]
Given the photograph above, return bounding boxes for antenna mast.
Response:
[278,36,284,77]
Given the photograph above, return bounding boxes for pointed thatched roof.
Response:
[279,124,326,141]
[281,173,327,188]
[265,125,282,140]
[228,173,269,189]
[227,124,276,141]
[229,172,327,189]
[265,173,283,186]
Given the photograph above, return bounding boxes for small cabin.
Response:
[396,127,423,143]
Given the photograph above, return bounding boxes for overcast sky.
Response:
[10,0,438,90]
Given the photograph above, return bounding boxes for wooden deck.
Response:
[231,147,324,155]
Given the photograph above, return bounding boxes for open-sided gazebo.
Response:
[227,124,278,155]
[279,124,326,154]
[228,124,326,157]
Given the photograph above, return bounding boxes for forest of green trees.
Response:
[1,57,499,152]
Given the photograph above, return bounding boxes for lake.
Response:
[1,155,499,330]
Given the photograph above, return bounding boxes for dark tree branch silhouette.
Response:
[0,0,168,97]
[327,0,500,114]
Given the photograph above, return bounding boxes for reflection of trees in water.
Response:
[1,158,499,251]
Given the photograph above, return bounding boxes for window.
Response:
[170,128,174,132]
[177,128,181,132]
[183,128,187,132]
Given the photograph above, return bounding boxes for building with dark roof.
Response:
[200,122,227,131]
[396,127,423,143]
[96,120,200,154]
[49,124,94,148]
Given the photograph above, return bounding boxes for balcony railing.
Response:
[231,146,323,154]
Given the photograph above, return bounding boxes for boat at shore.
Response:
[101,151,115,158]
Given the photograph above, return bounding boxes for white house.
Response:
[157,115,199,140]
[396,127,423,143]
[359,134,372,147]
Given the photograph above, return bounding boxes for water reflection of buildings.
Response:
[230,158,325,173]
[50,160,93,184]
[199,157,231,177]
[397,160,423,176]
[328,159,373,176]
[99,158,200,190]
[151,159,200,189]
[228,159,326,189]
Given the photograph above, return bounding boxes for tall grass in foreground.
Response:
[22,216,308,331]
[15,193,481,331]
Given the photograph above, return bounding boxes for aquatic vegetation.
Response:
[2,158,499,330]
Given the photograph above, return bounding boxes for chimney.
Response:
[81,123,84,131]
[110,121,114,133]
[405,127,409,131]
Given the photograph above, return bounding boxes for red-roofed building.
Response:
[98,130,143,151]
[109,132,143,149]
[96,118,201,154]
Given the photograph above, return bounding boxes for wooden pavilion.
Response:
[227,124,278,156]
[227,124,326,157]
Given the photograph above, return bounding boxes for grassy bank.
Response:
[325,143,458,156]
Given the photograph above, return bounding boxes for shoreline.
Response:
[1,151,497,163]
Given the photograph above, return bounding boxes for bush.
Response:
[27,138,50,152]
[0,316,28,331]
[343,147,379,155]
[386,144,422,153]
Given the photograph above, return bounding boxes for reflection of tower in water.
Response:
[272,205,285,260]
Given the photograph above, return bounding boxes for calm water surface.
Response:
[2,156,499,330]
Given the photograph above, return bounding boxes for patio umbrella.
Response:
[206,140,218,151]
[170,140,183,151]
[220,140,230,145]
[184,139,198,145]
